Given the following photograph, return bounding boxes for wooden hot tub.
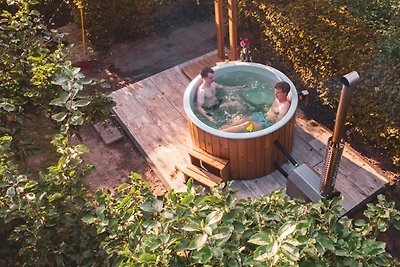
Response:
[183,62,298,180]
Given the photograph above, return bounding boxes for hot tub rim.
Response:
[183,62,298,140]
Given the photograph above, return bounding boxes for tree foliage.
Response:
[0,0,113,153]
[238,0,400,165]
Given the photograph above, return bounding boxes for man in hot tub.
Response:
[197,66,246,123]
[220,81,291,132]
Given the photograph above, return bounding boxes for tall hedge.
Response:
[239,0,400,166]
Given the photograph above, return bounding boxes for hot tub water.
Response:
[193,70,277,129]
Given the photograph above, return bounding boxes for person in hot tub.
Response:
[220,81,291,132]
[197,66,246,123]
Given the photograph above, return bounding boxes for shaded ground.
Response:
[72,123,166,196]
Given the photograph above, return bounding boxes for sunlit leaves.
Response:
[240,0,400,166]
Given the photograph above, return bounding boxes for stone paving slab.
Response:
[93,121,123,145]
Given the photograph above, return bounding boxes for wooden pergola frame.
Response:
[214,0,238,61]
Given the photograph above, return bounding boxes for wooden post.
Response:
[228,0,238,60]
[214,0,225,60]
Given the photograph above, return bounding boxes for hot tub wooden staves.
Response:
[188,116,296,180]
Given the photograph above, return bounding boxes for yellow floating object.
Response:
[246,123,254,132]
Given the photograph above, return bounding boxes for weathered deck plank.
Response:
[110,50,389,213]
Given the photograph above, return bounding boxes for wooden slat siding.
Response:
[255,137,265,177]
[289,117,296,151]
[128,79,181,126]
[150,145,187,192]
[171,97,186,117]
[127,114,169,151]
[238,139,247,179]
[110,88,146,123]
[169,66,192,88]
[360,162,388,183]
[204,132,213,154]
[291,134,323,167]
[219,137,230,163]
[276,124,290,164]
[123,115,186,191]
[229,181,256,200]
[270,165,290,187]
[338,154,366,177]
[284,118,291,153]
[211,135,221,156]
[190,121,200,148]
[294,124,316,143]
[160,117,191,158]
[264,134,273,174]
[275,129,285,165]
[242,175,283,198]
[182,61,204,80]
[270,129,281,165]
[198,128,207,151]
[247,138,257,179]
[309,137,370,179]
[148,71,187,101]
[215,137,231,181]
[203,53,219,67]
[181,51,220,80]
[229,139,239,180]
[349,167,386,195]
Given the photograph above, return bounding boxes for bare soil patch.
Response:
[72,123,167,196]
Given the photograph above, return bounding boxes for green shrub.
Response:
[238,0,400,165]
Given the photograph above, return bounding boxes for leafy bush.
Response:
[0,0,113,152]
[78,180,399,266]
[238,0,400,165]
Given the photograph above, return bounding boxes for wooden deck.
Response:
[110,50,389,213]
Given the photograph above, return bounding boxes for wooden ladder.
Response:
[183,148,230,188]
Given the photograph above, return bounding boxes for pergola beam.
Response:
[228,0,238,60]
[214,0,238,61]
[214,0,224,60]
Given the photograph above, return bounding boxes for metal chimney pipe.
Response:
[332,71,360,144]
[320,71,360,197]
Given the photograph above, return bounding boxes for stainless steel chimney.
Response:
[320,71,360,196]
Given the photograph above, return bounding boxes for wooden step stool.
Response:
[183,148,230,188]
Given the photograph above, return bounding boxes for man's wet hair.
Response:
[201,66,214,78]
[275,81,290,94]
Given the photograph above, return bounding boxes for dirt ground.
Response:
[73,123,167,196]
